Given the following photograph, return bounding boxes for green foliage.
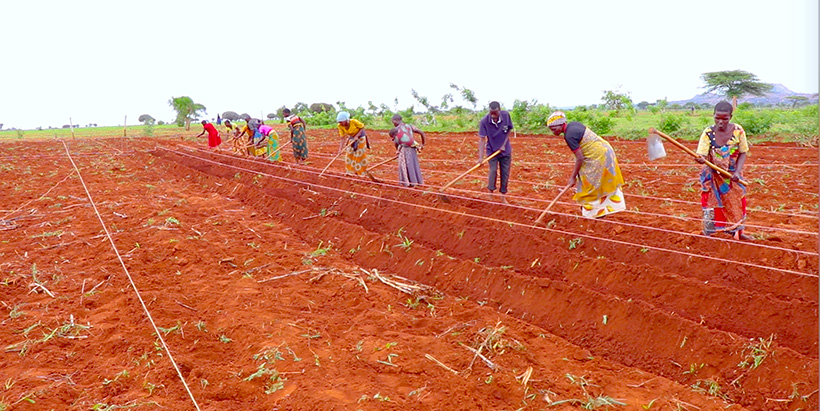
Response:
[701,70,773,103]
[168,96,206,130]
[449,83,478,109]
[567,108,614,135]
[139,114,155,137]
[658,113,685,134]
[601,88,635,114]
[733,109,773,135]
[510,99,552,132]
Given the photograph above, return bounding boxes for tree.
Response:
[449,83,478,110]
[785,96,809,108]
[655,98,668,113]
[138,114,155,124]
[266,113,277,120]
[411,89,440,125]
[168,96,206,130]
[636,101,649,110]
[309,103,334,113]
[601,88,634,113]
[221,111,240,121]
[700,70,773,109]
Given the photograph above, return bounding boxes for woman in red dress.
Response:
[197,120,222,149]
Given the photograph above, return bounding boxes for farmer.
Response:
[695,100,750,240]
[478,101,514,203]
[389,114,426,187]
[547,111,625,218]
[283,108,309,164]
[196,120,221,149]
[336,111,368,176]
[224,120,244,154]
[236,119,264,156]
[258,123,280,161]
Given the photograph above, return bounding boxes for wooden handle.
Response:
[266,140,291,159]
[366,155,398,172]
[439,149,502,192]
[319,139,356,176]
[534,184,571,225]
[648,128,748,185]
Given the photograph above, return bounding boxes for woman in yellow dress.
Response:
[336,111,368,176]
[547,111,625,218]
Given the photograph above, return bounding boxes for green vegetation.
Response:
[701,70,773,108]
[1,85,815,145]
[168,96,206,130]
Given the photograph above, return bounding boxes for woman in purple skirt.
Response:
[389,114,426,187]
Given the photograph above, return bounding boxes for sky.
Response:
[1,0,817,129]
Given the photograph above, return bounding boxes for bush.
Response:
[510,99,552,132]
[733,109,773,135]
[658,114,685,134]
[567,109,613,135]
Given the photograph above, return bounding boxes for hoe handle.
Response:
[440,149,502,192]
[648,128,748,186]
[319,139,357,177]
[534,184,572,225]
[266,140,291,159]
[366,155,398,172]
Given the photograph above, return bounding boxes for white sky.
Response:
[1,0,817,129]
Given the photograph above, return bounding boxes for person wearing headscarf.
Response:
[695,100,750,240]
[336,111,368,176]
[258,124,280,161]
[389,114,425,187]
[547,111,625,218]
[224,120,244,155]
[283,108,309,164]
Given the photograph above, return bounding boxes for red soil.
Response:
[0,128,816,411]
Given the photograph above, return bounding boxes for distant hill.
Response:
[670,84,818,106]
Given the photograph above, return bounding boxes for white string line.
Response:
[1,170,77,221]
[304,150,820,220]
[301,136,818,150]
[187,147,819,255]
[420,166,820,220]
[61,140,202,411]
[165,148,818,278]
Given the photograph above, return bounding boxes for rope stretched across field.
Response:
[419,166,820,220]
[189,146,818,256]
[305,151,819,220]
[165,147,818,278]
[62,140,202,411]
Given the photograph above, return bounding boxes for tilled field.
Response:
[0,129,816,411]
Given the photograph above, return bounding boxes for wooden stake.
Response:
[69,117,75,139]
